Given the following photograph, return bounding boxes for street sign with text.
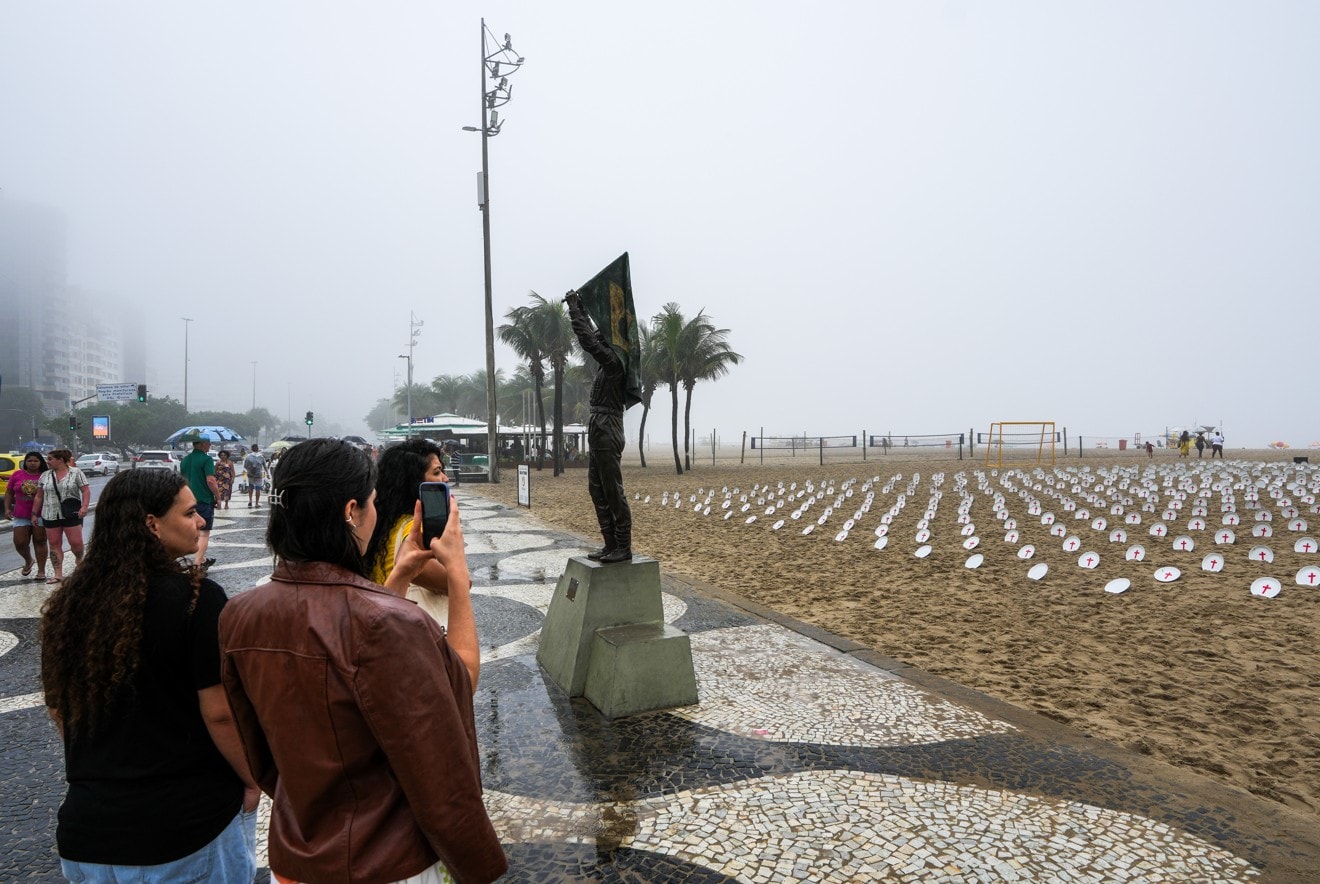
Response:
[97,383,139,402]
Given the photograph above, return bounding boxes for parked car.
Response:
[1,452,25,485]
[76,452,121,476]
[132,450,182,473]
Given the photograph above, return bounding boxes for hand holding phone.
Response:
[419,482,451,546]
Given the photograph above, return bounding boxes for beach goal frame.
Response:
[984,421,1057,467]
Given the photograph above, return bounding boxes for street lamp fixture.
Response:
[465,18,525,483]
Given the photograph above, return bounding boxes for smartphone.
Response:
[419,482,451,546]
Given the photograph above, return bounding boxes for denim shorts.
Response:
[61,806,256,883]
[12,517,33,527]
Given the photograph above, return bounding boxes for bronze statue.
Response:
[565,290,633,564]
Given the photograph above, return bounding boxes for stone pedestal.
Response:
[537,555,698,718]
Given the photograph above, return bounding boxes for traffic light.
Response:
[136,384,147,402]
[68,416,77,432]
[305,411,314,426]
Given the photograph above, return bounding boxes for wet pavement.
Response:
[3,492,1319,881]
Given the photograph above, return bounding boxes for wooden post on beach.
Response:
[862,430,867,461]
[740,431,746,464]
[1063,428,1068,455]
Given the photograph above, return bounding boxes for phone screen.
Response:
[419,482,451,546]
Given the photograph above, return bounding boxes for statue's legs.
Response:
[587,412,631,562]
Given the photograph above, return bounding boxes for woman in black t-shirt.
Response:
[40,469,259,881]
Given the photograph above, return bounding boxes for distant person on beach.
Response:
[1195,432,1206,457]
[1178,431,1191,458]
[1145,440,1154,458]
[1211,431,1225,458]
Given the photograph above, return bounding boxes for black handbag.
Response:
[61,496,82,519]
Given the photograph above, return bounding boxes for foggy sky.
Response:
[3,2,1318,447]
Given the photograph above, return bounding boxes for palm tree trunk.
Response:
[553,362,565,477]
[534,381,547,471]
[683,382,694,471]
[637,404,650,468]
[669,383,683,474]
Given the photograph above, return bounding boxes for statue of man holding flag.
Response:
[564,253,643,565]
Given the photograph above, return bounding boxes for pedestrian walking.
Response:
[243,445,265,507]
[31,449,90,584]
[215,450,236,510]
[179,436,219,570]
[4,451,50,579]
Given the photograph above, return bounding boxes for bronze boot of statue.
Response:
[587,534,613,561]
[599,530,632,564]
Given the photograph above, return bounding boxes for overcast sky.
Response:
[3,2,1317,447]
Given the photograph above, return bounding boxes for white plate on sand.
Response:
[801,524,814,535]
[963,536,980,550]
[1248,546,1274,564]
[1127,545,1146,561]
[1154,566,1181,583]
[914,544,932,558]
[1104,577,1131,595]
[964,553,984,569]
[1027,563,1048,581]
[1201,553,1225,572]
[1017,544,1036,560]
[1216,529,1236,545]
[1295,566,1320,587]
[1294,536,1318,553]
[772,520,784,531]
[1250,577,1282,598]
[873,536,888,550]
[1078,552,1100,569]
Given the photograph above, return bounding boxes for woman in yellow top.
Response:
[363,439,458,634]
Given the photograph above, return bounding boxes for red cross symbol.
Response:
[1130,551,1140,560]
[1085,556,1095,566]
[1222,533,1231,542]
[1259,551,1269,561]
[1164,570,1174,579]
[1308,572,1318,585]
[1261,584,1273,593]
[1305,542,1315,553]
[1179,540,1189,550]
[1156,527,1165,536]
[1210,559,1219,568]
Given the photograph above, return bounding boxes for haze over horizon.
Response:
[3,2,1317,449]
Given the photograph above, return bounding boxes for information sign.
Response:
[92,415,111,440]
[517,463,531,507]
[96,383,138,402]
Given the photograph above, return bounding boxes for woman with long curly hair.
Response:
[220,439,504,884]
[40,469,258,882]
[363,438,468,640]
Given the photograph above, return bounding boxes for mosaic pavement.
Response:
[2,488,1319,881]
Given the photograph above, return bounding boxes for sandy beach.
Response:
[468,447,1320,821]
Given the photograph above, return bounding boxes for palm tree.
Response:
[634,322,662,468]
[677,312,741,470]
[532,298,575,476]
[650,303,687,474]
[429,374,466,415]
[499,297,550,470]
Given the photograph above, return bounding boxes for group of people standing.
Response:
[37,437,506,883]
[4,449,91,584]
[1177,429,1225,458]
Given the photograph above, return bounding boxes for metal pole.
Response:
[251,361,257,411]
[480,20,500,483]
[181,317,193,413]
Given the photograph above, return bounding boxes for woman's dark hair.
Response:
[267,438,376,577]
[363,439,442,573]
[23,451,48,473]
[40,470,192,738]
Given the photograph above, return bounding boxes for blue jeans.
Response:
[61,807,256,883]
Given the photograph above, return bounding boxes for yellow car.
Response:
[1,452,27,486]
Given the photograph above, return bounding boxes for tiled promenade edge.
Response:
[3,493,1319,881]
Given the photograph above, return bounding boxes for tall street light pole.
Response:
[464,19,524,484]
[398,354,413,437]
[181,317,193,413]
[251,361,258,411]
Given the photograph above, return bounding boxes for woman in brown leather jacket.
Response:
[219,439,505,884]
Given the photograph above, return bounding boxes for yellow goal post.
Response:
[984,421,1057,467]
